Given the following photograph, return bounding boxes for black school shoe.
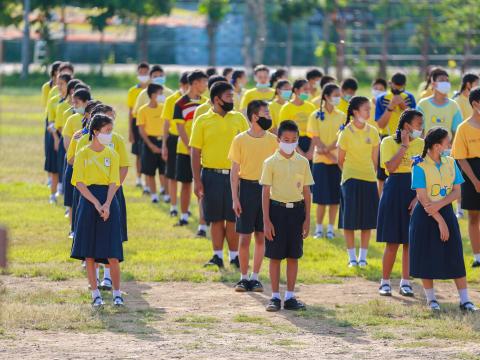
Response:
[266,298,281,312]
[284,297,306,311]
[472,260,480,268]
[196,229,207,238]
[170,209,178,217]
[204,254,224,268]
[249,280,264,292]
[230,256,240,269]
[234,279,251,292]
[174,219,189,227]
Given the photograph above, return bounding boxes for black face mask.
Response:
[391,88,404,95]
[220,100,234,112]
[257,116,272,130]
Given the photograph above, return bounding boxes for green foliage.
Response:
[273,0,318,24]
[198,0,230,23]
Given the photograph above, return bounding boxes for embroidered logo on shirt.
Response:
[104,158,111,167]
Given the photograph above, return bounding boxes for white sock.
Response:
[347,248,356,262]
[103,267,110,280]
[380,279,391,286]
[458,288,470,304]
[272,292,281,300]
[181,213,189,221]
[160,186,165,193]
[400,278,410,287]
[136,177,142,184]
[240,273,248,280]
[198,224,208,231]
[327,224,334,232]
[284,291,295,301]
[163,194,171,201]
[424,288,436,303]
[474,253,480,262]
[250,272,259,281]
[170,205,177,212]
[112,289,121,298]
[95,267,100,280]
[359,248,368,262]
[58,183,63,192]
[315,224,323,233]
[144,185,150,191]
[229,250,238,261]
[91,289,100,299]
[214,250,223,259]
[151,194,159,201]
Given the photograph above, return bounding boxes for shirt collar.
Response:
[424,155,447,167]
[274,150,299,161]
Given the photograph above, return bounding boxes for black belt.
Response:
[203,168,230,175]
[240,178,259,184]
[271,200,304,208]
[148,136,163,141]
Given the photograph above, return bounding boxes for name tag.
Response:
[104,158,111,167]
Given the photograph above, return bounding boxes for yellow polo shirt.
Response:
[454,93,473,121]
[71,146,120,186]
[76,132,130,168]
[137,103,165,137]
[269,100,285,128]
[338,97,349,114]
[41,81,53,109]
[127,84,144,110]
[278,101,316,136]
[260,151,314,203]
[55,102,72,130]
[161,91,182,136]
[380,136,424,174]
[192,101,212,124]
[240,87,275,111]
[133,86,173,117]
[452,120,480,159]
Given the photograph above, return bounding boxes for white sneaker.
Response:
[314,230,323,239]
[456,209,464,219]
[428,300,441,312]
[348,260,358,268]
[326,229,335,239]
[49,194,57,204]
[358,260,368,268]
[113,295,124,306]
[92,296,105,308]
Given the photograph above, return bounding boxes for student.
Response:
[260,120,314,312]
[45,62,74,103]
[206,67,217,77]
[269,80,292,133]
[278,79,316,159]
[269,68,288,88]
[190,82,249,268]
[452,87,480,268]
[127,62,150,187]
[410,127,477,312]
[338,78,358,115]
[453,73,479,121]
[418,67,437,101]
[307,83,345,239]
[70,114,124,307]
[377,110,424,297]
[173,70,208,226]
[375,73,416,194]
[306,68,323,101]
[416,68,463,139]
[337,96,380,267]
[231,70,247,111]
[222,67,234,82]
[240,65,275,113]
[369,78,387,129]
[162,71,190,216]
[137,84,166,203]
[45,73,72,203]
[229,100,277,292]
[311,75,337,106]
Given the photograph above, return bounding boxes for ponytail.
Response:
[88,114,113,141]
[459,73,479,94]
[342,96,369,128]
[317,83,340,121]
[421,127,449,158]
[394,109,423,144]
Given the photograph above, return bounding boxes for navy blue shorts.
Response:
[131,118,142,156]
[175,154,193,183]
[141,137,165,176]
[236,180,263,234]
[165,134,178,180]
[312,163,341,205]
[339,179,379,230]
[201,169,235,223]
[460,158,480,210]
[44,130,58,174]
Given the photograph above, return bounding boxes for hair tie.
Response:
[411,155,424,166]
[339,124,346,131]
[316,111,325,121]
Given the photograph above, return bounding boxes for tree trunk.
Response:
[420,14,430,78]
[286,22,293,72]
[99,30,105,76]
[462,30,472,73]
[21,0,31,79]
[207,22,217,66]
[140,18,149,62]
[242,3,253,76]
[322,13,331,75]
[379,25,388,78]
[251,0,266,65]
[334,14,345,81]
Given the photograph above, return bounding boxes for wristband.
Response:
[401,144,408,149]
[387,107,394,112]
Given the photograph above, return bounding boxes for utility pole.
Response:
[21,0,31,79]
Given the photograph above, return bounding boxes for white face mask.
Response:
[410,129,422,139]
[156,94,166,103]
[372,89,384,98]
[137,75,149,83]
[329,96,341,106]
[97,132,113,145]
[74,106,85,115]
[279,141,298,155]
[436,81,451,95]
[356,117,367,124]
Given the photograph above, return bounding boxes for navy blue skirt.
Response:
[409,204,465,280]
[44,130,58,173]
[71,185,123,264]
[71,187,79,233]
[312,163,341,205]
[116,186,128,242]
[44,118,49,159]
[63,164,74,207]
[377,173,415,244]
[57,136,66,183]
[339,179,379,230]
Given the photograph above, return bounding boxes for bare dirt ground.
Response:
[1,276,479,360]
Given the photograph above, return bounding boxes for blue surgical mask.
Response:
[256,83,270,89]
[441,149,451,157]
[299,93,309,101]
[74,106,85,115]
[343,94,353,101]
[280,90,292,100]
[152,76,166,85]
[410,129,422,139]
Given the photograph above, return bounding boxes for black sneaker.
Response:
[266,297,281,312]
[472,260,480,268]
[230,256,240,269]
[204,255,224,268]
[284,297,306,311]
[170,209,178,217]
[249,280,264,292]
[196,229,207,238]
[234,279,251,292]
[174,219,189,227]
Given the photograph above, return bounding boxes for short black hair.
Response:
[137,62,149,70]
[391,72,407,86]
[247,100,268,121]
[431,68,449,82]
[50,61,62,77]
[58,62,74,74]
[180,71,190,85]
[149,65,164,76]
[206,67,217,77]
[73,88,91,102]
[74,82,90,92]
[67,79,82,94]
[231,70,246,85]
[210,81,233,103]
[320,75,336,89]
[222,67,234,77]
[292,78,308,92]
[372,78,387,88]
[277,120,299,138]
[147,83,163,98]
[208,75,228,90]
[341,77,358,91]
[91,104,114,118]
[306,68,323,81]
[188,70,208,85]
[469,86,480,105]
[85,100,102,114]
[58,73,72,84]
[89,114,113,141]
[254,64,270,74]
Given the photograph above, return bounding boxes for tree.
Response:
[21,0,31,79]
[274,0,317,71]
[87,4,115,75]
[199,0,230,66]
[246,0,267,66]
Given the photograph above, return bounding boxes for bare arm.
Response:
[63,135,71,152]
[458,159,480,188]
[177,122,189,150]
[385,146,407,174]
[191,147,204,199]
[302,185,312,238]
[139,125,161,154]
[372,145,379,170]
[416,188,449,241]
[337,148,346,170]
[120,167,128,184]
[230,162,241,217]
[262,185,275,241]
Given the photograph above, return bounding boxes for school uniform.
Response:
[127,84,145,155]
[278,101,317,154]
[41,81,54,160]
[376,136,424,244]
[62,113,84,207]
[337,123,380,230]
[452,120,480,210]
[70,146,123,264]
[240,88,275,112]
[454,93,473,121]
[260,151,314,260]
[162,91,182,180]
[409,155,466,279]
[44,95,62,174]
[228,131,278,234]
[307,108,345,205]
[55,101,72,186]
[233,88,245,111]
[416,97,463,137]
[137,103,165,176]
[173,95,207,183]
[268,100,284,130]
[190,109,249,223]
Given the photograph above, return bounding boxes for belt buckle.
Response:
[286,202,294,208]
[221,169,229,175]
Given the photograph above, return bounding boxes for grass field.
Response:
[1,86,480,359]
